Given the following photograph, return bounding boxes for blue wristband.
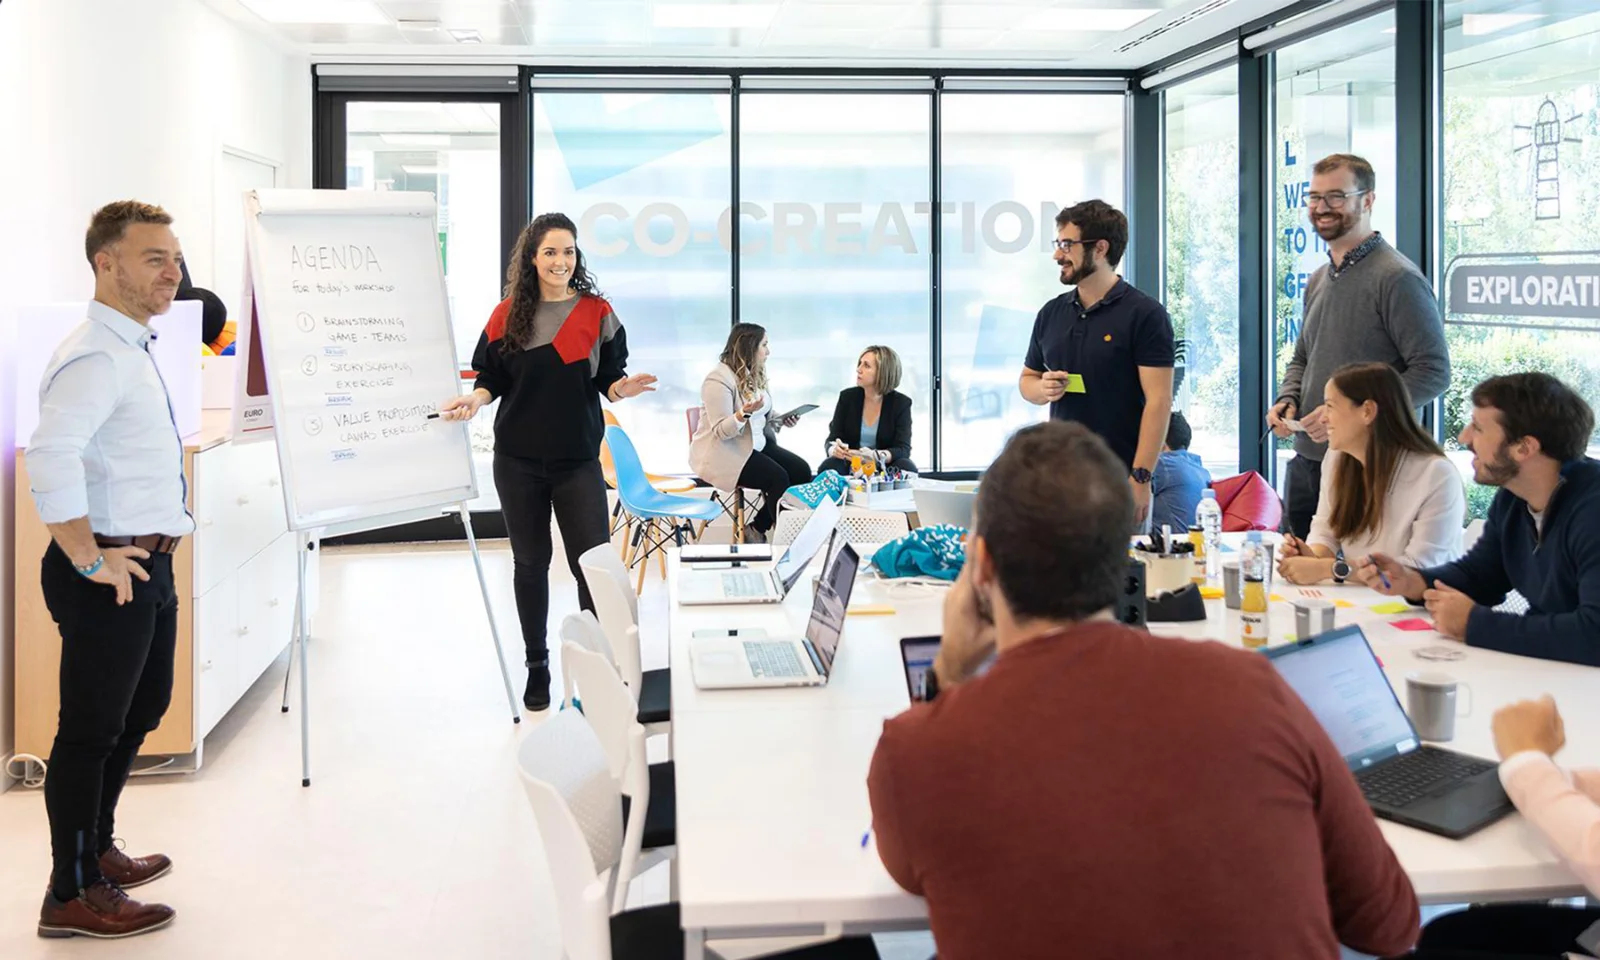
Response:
[76,554,105,579]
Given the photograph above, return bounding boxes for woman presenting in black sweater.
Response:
[819,345,917,475]
[438,213,656,711]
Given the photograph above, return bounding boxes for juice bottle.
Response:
[1188,526,1206,585]
[1239,531,1270,649]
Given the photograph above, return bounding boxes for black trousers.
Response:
[1284,454,1323,540]
[494,454,611,665]
[819,456,919,476]
[736,442,812,533]
[1398,904,1600,959]
[41,541,177,900]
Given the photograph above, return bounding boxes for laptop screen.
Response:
[805,541,860,676]
[774,497,842,593]
[1264,626,1419,770]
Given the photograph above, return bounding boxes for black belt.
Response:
[95,534,182,555]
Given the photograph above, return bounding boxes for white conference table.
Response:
[666,547,1600,958]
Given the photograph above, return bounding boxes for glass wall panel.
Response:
[939,93,1126,470]
[532,90,733,474]
[1272,12,1396,482]
[1443,0,1600,517]
[1164,69,1241,478]
[737,93,932,474]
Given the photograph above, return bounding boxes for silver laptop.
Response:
[689,542,860,689]
[912,488,976,529]
[678,498,841,605]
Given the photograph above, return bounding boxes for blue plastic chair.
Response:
[606,425,722,590]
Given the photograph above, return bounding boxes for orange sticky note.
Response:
[1333,600,1356,609]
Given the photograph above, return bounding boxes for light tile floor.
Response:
[0,537,937,959]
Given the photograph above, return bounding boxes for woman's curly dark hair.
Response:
[501,212,602,353]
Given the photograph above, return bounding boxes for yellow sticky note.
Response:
[1333,599,1357,609]
[1269,594,1285,603]
[847,604,896,616]
[1065,373,1086,394]
[1370,601,1411,615]
[1199,586,1224,600]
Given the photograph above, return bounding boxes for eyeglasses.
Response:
[1305,190,1367,210]
[1050,237,1102,252]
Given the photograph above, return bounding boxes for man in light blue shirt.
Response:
[27,201,191,939]
[1151,412,1212,534]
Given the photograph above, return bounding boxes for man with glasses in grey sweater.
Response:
[1268,153,1450,539]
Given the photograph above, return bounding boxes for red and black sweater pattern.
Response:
[471,295,628,462]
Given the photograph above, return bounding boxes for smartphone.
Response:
[899,636,942,704]
[692,628,767,640]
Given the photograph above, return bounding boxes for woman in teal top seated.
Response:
[820,345,916,474]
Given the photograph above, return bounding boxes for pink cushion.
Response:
[1210,472,1282,533]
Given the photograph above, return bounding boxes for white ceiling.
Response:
[204,0,1311,70]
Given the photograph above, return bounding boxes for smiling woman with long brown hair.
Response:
[1277,361,1464,585]
[437,212,656,711]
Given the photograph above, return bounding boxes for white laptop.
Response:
[912,488,976,529]
[678,497,841,606]
[689,541,860,689]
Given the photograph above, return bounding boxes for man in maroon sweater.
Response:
[867,421,1419,959]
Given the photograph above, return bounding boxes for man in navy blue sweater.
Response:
[1357,373,1600,667]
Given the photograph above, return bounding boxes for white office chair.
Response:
[558,611,615,714]
[772,506,817,547]
[1463,518,1486,552]
[838,509,910,548]
[579,544,671,740]
[562,631,675,913]
[517,710,882,960]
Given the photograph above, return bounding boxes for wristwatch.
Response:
[1130,467,1153,485]
[1332,557,1351,584]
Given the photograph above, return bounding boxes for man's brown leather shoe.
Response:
[99,843,172,888]
[38,880,175,939]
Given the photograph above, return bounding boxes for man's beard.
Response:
[116,266,175,317]
[1475,442,1519,486]
[1059,250,1099,287]
[1313,208,1359,243]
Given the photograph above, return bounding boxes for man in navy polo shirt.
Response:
[1019,199,1175,526]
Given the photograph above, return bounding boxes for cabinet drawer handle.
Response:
[238,626,251,636]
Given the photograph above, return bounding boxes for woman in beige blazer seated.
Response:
[689,323,812,542]
[1278,361,1465,585]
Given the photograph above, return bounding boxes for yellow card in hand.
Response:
[1370,601,1411,615]
[1065,373,1086,394]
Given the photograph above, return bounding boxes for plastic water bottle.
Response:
[1239,531,1270,649]
[1195,489,1223,581]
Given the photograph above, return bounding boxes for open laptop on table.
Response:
[1264,625,1514,839]
[678,497,840,605]
[689,541,860,689]
[911,488,975,529]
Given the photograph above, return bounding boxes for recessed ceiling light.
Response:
[238,0,389,25]
[1027,7,1159,32]
[448,28,484,43]
[653,4,778,29]
[379,134,452,147]
[1463,13,1544,36]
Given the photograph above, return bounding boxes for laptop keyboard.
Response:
[743,641,806,679]
[1358,749,1496,809]
[722,571,771,598]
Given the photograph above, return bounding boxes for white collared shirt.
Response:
[25,301,195,537]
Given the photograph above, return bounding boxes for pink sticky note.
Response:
[1390,618,1435,632]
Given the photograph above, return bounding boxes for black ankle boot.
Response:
[523,659,551,712]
